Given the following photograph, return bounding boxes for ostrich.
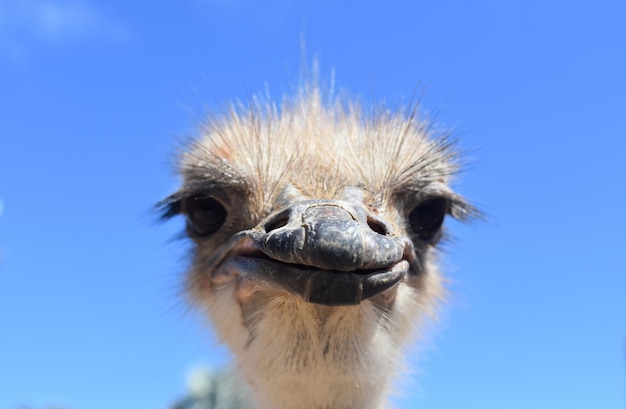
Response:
[160,84,477,409]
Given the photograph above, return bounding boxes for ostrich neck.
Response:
[228,299,404,409]
[241,371,391,409]
[236,347,394,409]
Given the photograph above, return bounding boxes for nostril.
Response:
[367,218,388,236]
[264,210,290,233]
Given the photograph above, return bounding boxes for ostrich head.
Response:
[160,86,476,409]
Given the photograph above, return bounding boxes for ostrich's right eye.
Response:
[184,196,227,236]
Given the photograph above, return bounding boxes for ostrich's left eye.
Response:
[408,197,449,242]
[184,196,227,236]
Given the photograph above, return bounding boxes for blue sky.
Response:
[1,0,625,408]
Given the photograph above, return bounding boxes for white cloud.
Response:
[0,0,131,62]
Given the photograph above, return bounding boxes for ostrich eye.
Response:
[408,197,449,242]
[184,196,227,236]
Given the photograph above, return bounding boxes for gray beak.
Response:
[211,200,417,306]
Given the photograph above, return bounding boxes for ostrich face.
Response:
[160,91,475,409]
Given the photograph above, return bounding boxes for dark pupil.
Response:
[409,197,448,241]
[186,196,227,236]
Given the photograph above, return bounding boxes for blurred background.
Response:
[1,0,625,408]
